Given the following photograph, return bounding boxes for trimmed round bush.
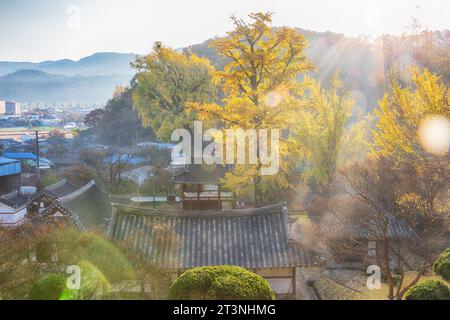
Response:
[433,247,450,281]
[167,266,275,300]
[405,280,450,300]
[29,274,67,300]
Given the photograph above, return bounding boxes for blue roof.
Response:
[0,156,20,165]
[0,156,21,176]
[103,154,146,165]
[2,152,37,160]
[25,157,54,168]
[138,142,176,149]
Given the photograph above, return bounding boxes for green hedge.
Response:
[433,247,450,281]
[167,266,275,300]
[405,280,450,300]
[29,274,67,300]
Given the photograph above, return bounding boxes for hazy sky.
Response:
[1,0,449,62]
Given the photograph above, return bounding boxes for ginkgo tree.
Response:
[373,68,449,160]
[133,42,217,141]
[295,75,365,191]
[187,12,315,204]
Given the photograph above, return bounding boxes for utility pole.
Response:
[151,167,156,209]
[153,174,156,209]
[35,131,40,180]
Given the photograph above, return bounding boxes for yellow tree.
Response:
[187,12,315,204]
[370,68,449,293]
[296,75,368,190]
[373,68,449,160]
[133,42,216,141]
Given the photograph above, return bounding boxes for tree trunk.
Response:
[253,174,262,206]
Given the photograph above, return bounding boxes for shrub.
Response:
[29,274,67,300]
[405,280,450,300]
[167,266,275,300]
[433,247,450,281]
[49,228,134,283]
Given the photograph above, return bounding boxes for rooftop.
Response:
[0,156,21,176]
[36,180,113,231]
[0,190,29,208]
[0,156,20,165]
[2,152,37,160]
[45,179,80,198]
[172,164,227,185]
[109,203,310,270]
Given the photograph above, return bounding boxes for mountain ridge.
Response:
[0,52,137,77]
[1,28,447,105]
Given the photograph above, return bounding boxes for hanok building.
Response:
[172,164,234,210]
[0,188,30,227]
[27,179,113,231]
[109,202,311,297]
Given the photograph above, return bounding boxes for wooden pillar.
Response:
[218,184,222,210]
[181,184,186,210]
[292,267,296,296]
[197,184,201,210]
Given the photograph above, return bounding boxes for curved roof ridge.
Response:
[1,189,18,198]
[0,196,15,208]
[59,180,95,203]
[45,179,68,191]
[113,202,287,217]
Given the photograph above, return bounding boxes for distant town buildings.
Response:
[0,101,21,115]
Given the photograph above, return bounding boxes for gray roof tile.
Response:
[110,203,310,269]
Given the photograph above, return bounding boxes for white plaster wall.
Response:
[0,207,27,225]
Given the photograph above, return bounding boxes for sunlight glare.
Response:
[418,115,450,156]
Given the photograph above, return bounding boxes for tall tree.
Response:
[83,83,154,147]
[133,42,217,141]
[296,75,366,190]
[187,12,315,204]
[373,68,449,160]
[46,129,68,157]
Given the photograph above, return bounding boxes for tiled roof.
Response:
[0,190,29,208]
[45,179,80,198]
[37,180,113,231]
[172,164,226,185]
[63,184,113,230]
[109,203,310,270]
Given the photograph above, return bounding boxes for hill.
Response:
[0,28,447,105]
[0,52,136,77]
[0,69,131,103]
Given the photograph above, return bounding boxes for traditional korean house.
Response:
[109,202,311,297]
[28,179,113,231]
[0,188,29,227]
[172,164,234,210]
